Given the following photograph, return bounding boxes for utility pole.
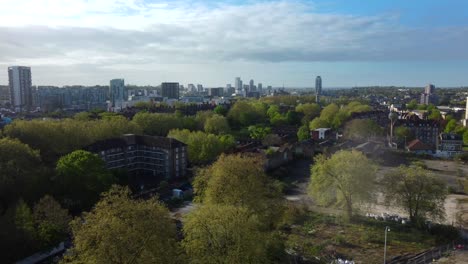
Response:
[384,226,390,264]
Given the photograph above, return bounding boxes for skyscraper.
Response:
[162,82,180,99]
[110,79,126,109]
[249,79,255,92]
[235,77,242,92]
[315,76,322,103]
[258,83,263,93]
[8,66,32,112]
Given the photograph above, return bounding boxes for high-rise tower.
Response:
[110,79,126,109]
[315,76,322,103]
[8,66,32,112]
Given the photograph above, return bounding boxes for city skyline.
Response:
[1,0,468,87]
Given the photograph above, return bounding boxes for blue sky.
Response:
[0,0,467,87]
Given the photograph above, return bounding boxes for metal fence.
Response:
[388,242,456,264]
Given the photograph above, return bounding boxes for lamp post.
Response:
[384,226,390,264]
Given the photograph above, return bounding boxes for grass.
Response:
[284,212,437,264]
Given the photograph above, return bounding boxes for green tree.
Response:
[0,138,44,214]
[297,125,310,141]
[406,99,418,110]
[343,119,382,141]
[248,125,272,140]
[168,129,235,164]
[204,114,230,135]
[381,165,447,224]
[33,195,71,248]
[62,186,180,264]
[183,204,270,264]
[395,126,414,142]
[309,117,329,130]
[55,150,115,212]
[193,154,283,226]
[308,150,377,220]
[445,119,457,133]
[15,199,35,238]
[295,103,321,124]
[286,110,301,125]
[213,105,228,116]
[227,101,266,127]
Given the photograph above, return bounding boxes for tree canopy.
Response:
[308,150,377,220]
[182,204,270,264]
[381,164,447,224]
[168,129,235,164]
[193,154,283,226]
[55,150,115,212]
[0,137,45,214]
[63,186,180,264]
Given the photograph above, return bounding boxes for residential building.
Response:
[209,87,224,97]
[311,128,332,141]
[420,83,438,105]
[315,76,322,103]
[86,134,187,186]
[8,66,32,112]
[398,115,440,149]
[110,79,126,109]
[197,84,203,93]
[437,133,463,158]
[161,82,180,99]
[406,139,433,155]
[0,85,9,106]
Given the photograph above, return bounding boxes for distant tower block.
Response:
[464,97,468,127]
[315,76,322,103]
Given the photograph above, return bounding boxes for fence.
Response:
[388,242,455,264]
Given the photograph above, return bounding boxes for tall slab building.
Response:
[8,66,32,112]
[315,76,322,103]
[110,78,126,109]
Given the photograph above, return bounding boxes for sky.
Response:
[1,0,468,87]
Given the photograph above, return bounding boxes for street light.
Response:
[383,226,390,264]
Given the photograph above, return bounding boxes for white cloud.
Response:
[0,0,467,85]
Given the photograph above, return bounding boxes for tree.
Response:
[248,125,272,140]
[445,119,457,133]
[295,103,321,124]
[182,204,270,264]
[33,195,71,248]
[204,114,230,135]
[227,101,266,127]
[381,165,447,224]
[286,110,301,125]
[406,99,418,110]
[343,119,382,141]
[0,137,44,214]
[168,129,235,164]
[62,186,180,264]
[309,117,329,130]
[193,154,283,226]
[262,134,282,147]
[308,150,377,220]
[15,199,35,239]
[297,125,310,141]
[15,196,71,249]
[395,126,414,146]
[213,105,228,116]
[55,150,115,212]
